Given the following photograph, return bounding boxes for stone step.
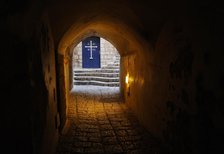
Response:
[74,72,119,77]
[73,58,120,86]
[74,69,119,73]
[74,80,119,87]
[108,63,120,67]
[108,61,119,64]
[102,66,119,69]
[74,76,119,82]
[106,62,119,65]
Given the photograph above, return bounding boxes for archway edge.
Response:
[58,19,149,56]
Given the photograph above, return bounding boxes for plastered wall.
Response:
[123,15,224,153]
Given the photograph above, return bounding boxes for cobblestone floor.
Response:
[56,86,168,154]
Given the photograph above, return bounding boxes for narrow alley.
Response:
[2,1,224,153]
[56,86,167,154]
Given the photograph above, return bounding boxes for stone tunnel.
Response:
[1,0,224,153]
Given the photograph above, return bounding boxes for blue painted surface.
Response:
[82,36,100,68]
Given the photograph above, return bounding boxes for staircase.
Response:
[73,55,120,87]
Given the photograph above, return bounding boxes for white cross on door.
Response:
[84,40,98,59]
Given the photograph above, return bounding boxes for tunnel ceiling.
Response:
[57,19,148,56]
[47,0,193,55]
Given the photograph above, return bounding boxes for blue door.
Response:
[82,36,100,68]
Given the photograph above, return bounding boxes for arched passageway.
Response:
[55,14,162,153]
[56,23,165,151]
[2,0,224,154]
[52,1,224,153]
[56,18,149,136]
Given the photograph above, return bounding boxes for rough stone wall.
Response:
[58,54,67,132]
[1,1,59,154]
[100,38,119,67]
[124,12,224,153]
[73,43,82,68]
[156,15,224,153]
[73,38,119,68]
[30,16,59,154]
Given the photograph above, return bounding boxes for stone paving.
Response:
[56,85,168,154]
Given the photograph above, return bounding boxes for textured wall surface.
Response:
[1,1,59,153]
[31,15,59,154]
[123,16,224,153]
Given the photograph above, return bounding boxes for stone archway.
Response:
[56,20,149,133]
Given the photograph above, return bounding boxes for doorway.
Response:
[82,36,101,68]
[73,37,120,88]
